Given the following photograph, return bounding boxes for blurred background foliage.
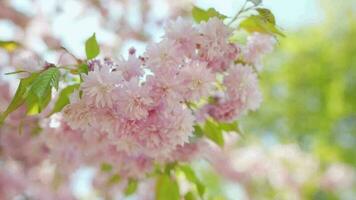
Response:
[242,0,356,166]
[199,1,356,199]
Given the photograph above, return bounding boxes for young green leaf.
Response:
[25,94,41,115]
[184,192,196,200]
[50,84,79,115]
[22,67,61,114]
[0,40,21,52]
[193,125,204,137]
[256,8,276,25]
[124,179,138,196]
[78,64,89,75]
[192,7,227,23]
[156,174,180,200]
[85,33,100,59]
[178,165,205,197]
[28,67,60,99]
[240,15,285,37]
[204,118,225,146]
[108,174,121,185]
[0,73,39,125]
[219,121,240,133]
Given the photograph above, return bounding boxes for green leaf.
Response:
[124,179,138,196]
[100,163,113,172]
[25,67,60,112]
[178,165,205,197]
[29,67,60,98]
[0,73,39,125]
[78,64,89,75]
[240,15,285,37]
[204,118,224,146]
[193,125,204,137]
[108,174,121,185]
[156,174,180,200]
[70,64,89,75]
[50,84,79,115]
[192,7,227,23]
[26,88,51,115]
[219,121,240,133]
[85,33,100,59]
[184,192,196,200]
[256,8,276,25]
[0,40,21,52]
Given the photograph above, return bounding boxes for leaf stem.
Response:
[228,0,256,26]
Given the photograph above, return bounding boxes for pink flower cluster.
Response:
[44,17,275,178]
[0,15,277,198]
[0,82,75,200]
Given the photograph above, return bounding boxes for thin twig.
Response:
[228,0,248,26]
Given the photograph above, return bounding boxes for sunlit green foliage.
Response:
[192,7,227,23]
[243,12,356,165]
[197,2,356,199]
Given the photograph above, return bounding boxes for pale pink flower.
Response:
[164,17,200,57]
[140,106,193,158]
[206,99,243,122]
[0,165,26,200]
[11,50,43,71]
[224,64,262,111]
[144,39,182,70]
[0,130,48,168]
[242,32,276,70]
[113,105,194,158]
[163,139,207,163]
[136,178,156,200]
[321,164,355,191]
[146,67,184,106]
[62,92,95,131]
[197,17,237,72]
[115,78,154,120]
[117,52,143,81]
[42,123,86,173]
[81,62,122,108]
[112,132,143,156]
[179,61,215,101]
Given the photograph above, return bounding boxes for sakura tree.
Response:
[1,0,354,200]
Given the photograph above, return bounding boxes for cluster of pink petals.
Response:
[43,17,270,180]
[0,83,75,200]
[0,161,75,200]
[0,164,26,200]
[24,17,269,181]
[198,64,262,122]
[0,15,277,199]
[60,17,237,160]
[242,32,276,70]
